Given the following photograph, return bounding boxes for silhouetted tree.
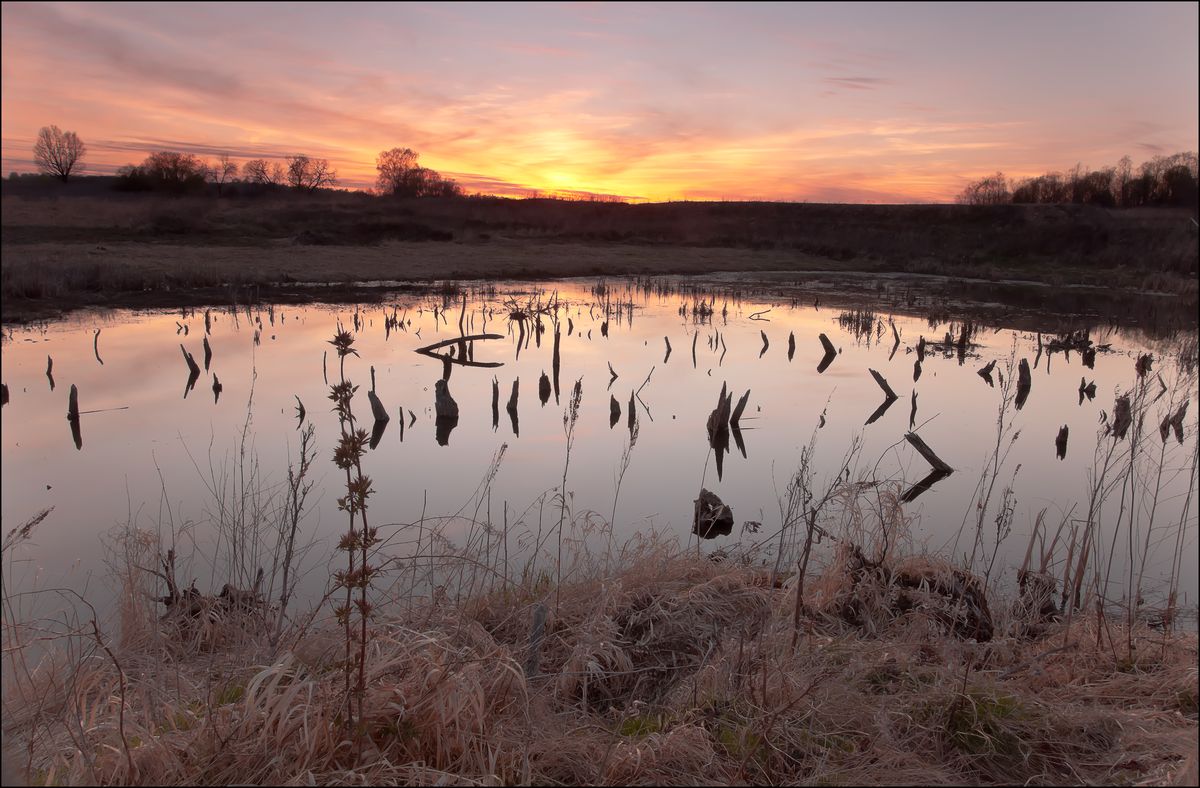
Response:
[956,172,1010,205]
[33,125,86,182]
[376,147,420,195]
[207,154,239,196]
[286,155,337,193]
[376,147,463,197]
[243,158,285,186]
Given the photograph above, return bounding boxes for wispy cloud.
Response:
[822,76,894,91]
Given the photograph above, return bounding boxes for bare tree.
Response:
[243,158,285,186]
[286,155,337,193]
[956,172,1010,205]
[207,153,239,196]
[33,125,86,182]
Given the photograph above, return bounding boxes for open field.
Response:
[3,192,1196,322]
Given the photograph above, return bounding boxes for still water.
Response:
[2,275,1196,619]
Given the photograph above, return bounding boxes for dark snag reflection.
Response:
[538,372,551,406]
[817,333,837,373]
[865,369,899,426]
[46,355,55,392]
[610,395,620,429]
[900,469,951,503]
[731,423,747,459]
[212,375,222,404]
[1016,358,1032,410]
[1055,425,1068,460]
[294,395,306,428]
[552,327,561,404]
[706,383,733,481]
[506,378,519,437]
[978,359,996,387]
[491,376,500,431]
[67,383,81,451]
[436,415,459,446]
[369,418,388,450]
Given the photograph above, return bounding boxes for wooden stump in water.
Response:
[869,369,898,401]
[1055,425,1068,459]
[693,488,734,538]
[905,431,952,474]
[67,384,80,422]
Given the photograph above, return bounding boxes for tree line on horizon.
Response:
[23,124,1200,207]
[22,124,464,198]
[958,152,1199,208]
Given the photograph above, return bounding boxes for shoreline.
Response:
[3,238,1196,325]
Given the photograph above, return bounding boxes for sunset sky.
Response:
[2,2,1196,203]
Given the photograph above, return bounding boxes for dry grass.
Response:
[3,521,1195,786]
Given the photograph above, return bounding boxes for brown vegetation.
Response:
[2,191,1196,321]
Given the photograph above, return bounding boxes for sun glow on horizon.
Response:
[1,3,1196,203]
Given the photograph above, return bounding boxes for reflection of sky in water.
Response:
[2,280,1197,620]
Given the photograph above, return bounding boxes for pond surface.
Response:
[2,274,1197,621]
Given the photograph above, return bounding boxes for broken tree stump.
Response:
[730,389,751,427]
[506,378,519,414]
[693,488,734,539]
[67,384,80,422]
[905,431,952,474]
[368,366,389,422]
[869,369,898,401]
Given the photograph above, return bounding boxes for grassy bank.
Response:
[2,193,1196,322]
[4,540,1197,786]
